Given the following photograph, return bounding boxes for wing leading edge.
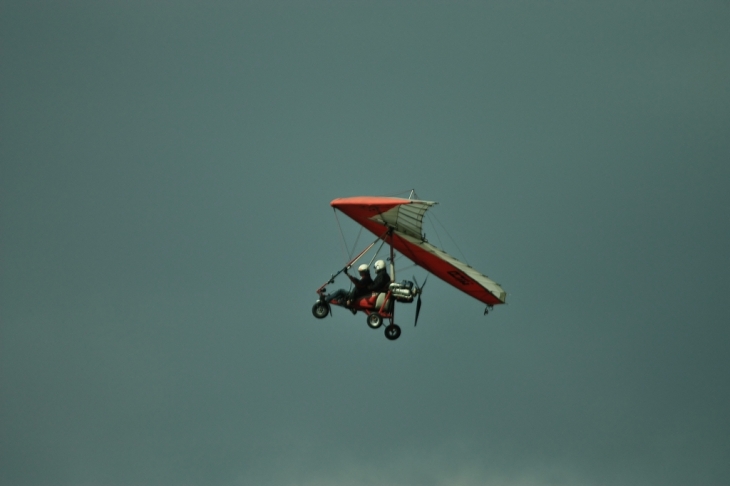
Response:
[330,196,506,306]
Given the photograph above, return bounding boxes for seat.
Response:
[375,292,390,311]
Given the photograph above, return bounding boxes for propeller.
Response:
[412,274,428,326]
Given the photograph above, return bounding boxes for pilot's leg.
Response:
[326,289,347,305]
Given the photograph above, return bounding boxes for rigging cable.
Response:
[350,225,363,260]
[384,188,417,198]
[428,210,470,266]
[333,209,349,265]
[367,236,389,267]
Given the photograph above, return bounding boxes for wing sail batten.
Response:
[371,200,436,239]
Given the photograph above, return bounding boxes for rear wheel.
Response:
[312,302,330,319]
[366,313,383,329]
[384,324,401,341]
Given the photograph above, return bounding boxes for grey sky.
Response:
[2,2,729,485]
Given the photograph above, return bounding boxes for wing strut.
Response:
[389,229,395,326]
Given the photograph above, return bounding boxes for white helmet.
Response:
[357,264,369,273]
[374,260,386,272]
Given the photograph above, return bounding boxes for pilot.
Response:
[325,264,373,308]
[369,260,391,293]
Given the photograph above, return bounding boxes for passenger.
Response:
[369,260,391,293]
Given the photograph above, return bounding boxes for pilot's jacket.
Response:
[349,273,373,300]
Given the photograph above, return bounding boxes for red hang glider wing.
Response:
[330,196,506,306]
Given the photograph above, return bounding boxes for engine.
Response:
[389,280,415,303]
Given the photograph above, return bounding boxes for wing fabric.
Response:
[393,233,506,305]
[330,196,506,306]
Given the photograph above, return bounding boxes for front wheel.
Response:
[312,301,330,319]
[384,324,401,341]
[366,313,383,329]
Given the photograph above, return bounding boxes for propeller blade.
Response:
[412,274,428,327]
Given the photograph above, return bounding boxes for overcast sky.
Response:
[2,2,729,485]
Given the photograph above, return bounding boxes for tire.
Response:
[312,302,330,319]
[366,313,383,329]
[384,324,401,341]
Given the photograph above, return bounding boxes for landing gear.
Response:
[384,324,401,341]
[311,301,330,319]
[366,313,383,329]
